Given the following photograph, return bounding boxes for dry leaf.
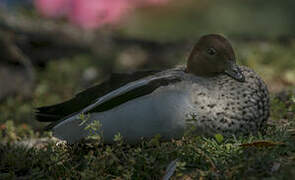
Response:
[239,140,284,148]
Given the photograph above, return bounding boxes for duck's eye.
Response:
[207,48,217,55]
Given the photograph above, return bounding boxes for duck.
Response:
[36,34,270,144]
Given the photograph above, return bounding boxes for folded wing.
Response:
[38,70,182,130]
[35,70,160,122]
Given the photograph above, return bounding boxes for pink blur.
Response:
[34,0,171,29]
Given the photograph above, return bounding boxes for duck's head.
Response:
[186,34,245,82]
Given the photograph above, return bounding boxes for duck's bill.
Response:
[224,61,245,82]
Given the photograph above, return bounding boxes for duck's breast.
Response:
[189,66,269,136]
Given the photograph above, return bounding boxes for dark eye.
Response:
[207,48,217,55]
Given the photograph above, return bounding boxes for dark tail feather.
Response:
[35,106,63,122]
[35,111,61,122]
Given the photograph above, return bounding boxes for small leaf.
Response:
[113,133,123,142]
[240,140,284,148]
[214,134,224,143]
[149,134,161,146]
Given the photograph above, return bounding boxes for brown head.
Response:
[186,34,245,82]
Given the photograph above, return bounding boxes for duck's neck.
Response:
[185,59,218,77]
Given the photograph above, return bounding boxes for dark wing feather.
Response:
[35,70,160,122]
[87,76,181,113]
[44,75,181,130]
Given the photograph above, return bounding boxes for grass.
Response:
[1,41,295,179]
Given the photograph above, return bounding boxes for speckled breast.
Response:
[190,66,269,136]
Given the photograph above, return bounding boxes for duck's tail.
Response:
[35,102,69,122]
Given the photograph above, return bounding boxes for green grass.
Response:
[1,41,295,179]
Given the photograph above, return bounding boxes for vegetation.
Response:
[1,41,295,179]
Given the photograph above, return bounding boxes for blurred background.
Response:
[0,0,295,131]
